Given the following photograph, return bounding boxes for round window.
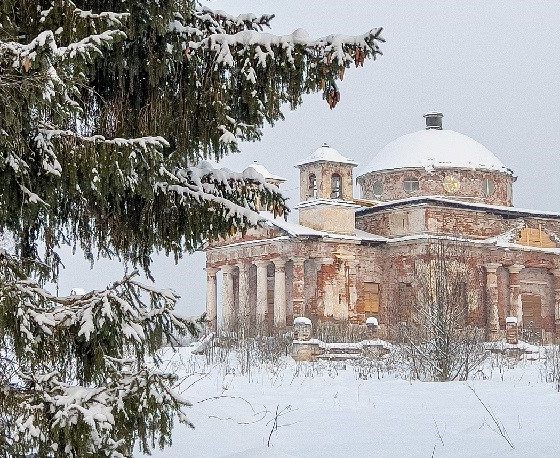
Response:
[483,178,495,197]
[372,180,383,197]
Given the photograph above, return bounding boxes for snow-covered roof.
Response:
[243,161,286,182]
[361,129,512,175]
[259,212,386,242]
[297,143,358,167]
[295,198,361,210]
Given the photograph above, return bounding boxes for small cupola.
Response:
[295,144,359,235]
[295,143,357,202]
[243,161,286,188]
[424,112,443,130]
[243,161,286,211]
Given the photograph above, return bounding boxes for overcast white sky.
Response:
[57,1,560,317]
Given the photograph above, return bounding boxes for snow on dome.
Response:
[243,161,286,182]
[297,143,358,166]
[363,129,511,174]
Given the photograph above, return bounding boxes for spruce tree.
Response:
[0,1,383,455]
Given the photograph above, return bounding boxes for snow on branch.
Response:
[156,160,287,230]
[0,251,192,360]
[6,365,191,456]
[194,5,274,33]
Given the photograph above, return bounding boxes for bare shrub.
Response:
[543,344,560,391]
[400,239,487,381]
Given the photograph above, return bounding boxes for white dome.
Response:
[297,143,357,166]
[364,129,511,174]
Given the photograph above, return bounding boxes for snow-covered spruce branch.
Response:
[194,5,274,33]
[157,161,287,228]
[169,5,273,37]
[197,28,383,68]
[1,28,124,67]
[1,253,193,361]
[3,365,191,457]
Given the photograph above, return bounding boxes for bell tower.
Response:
[295,144,359,235]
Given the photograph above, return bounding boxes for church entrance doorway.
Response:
[521,294,542,341]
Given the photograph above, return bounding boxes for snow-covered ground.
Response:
[147,345,560,458]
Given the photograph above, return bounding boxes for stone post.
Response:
[551,269,560,337]
[273,259,287,328]
[205,267,218,332]
[237,263,250,331]
[507,264,524,326]
[221,265,235,331]
[485,263,501,340]
[292,257,306,318]
[255,260,268,329]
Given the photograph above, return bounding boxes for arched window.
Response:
[331,173,342,199]
[308,174,317,198]
[483,178,495,197]
[372,180,383,198]
[403,177,419,193]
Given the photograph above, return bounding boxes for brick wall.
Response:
[358,168,514,206]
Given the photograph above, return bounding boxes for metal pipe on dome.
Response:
[424,112,443,130]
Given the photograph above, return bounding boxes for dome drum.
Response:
[358,168,514,206]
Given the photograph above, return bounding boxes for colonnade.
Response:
[484,263,560,338]
[205,257,312,332]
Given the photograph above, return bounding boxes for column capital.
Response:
[318,257,334,265]
[484,263,502,273]
[507,264,525,274]
[273,258,286,269]
[237,261,249,271]
[205,266,219,276]
[292,257,306,265]
[254,259,269,268]
[221,264,234,274]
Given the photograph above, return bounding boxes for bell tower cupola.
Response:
[295,143,359,235]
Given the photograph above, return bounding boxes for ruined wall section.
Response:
[356,204,560,242]
[356,207,426,237]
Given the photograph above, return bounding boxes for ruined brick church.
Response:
[205,113,560,340]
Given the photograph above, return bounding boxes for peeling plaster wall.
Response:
[358,168,514,206]
[356,205,560,241]
[298,162,354,201]
[206,221,560,338]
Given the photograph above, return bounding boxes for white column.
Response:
[507,264,524,324]
[238,263,249,330]
[485,263,501,339]
[221,265,235,331]
[292,257,305,318]
[255,260,268,328]
[273,259,287,328]
[205,267,218,332]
